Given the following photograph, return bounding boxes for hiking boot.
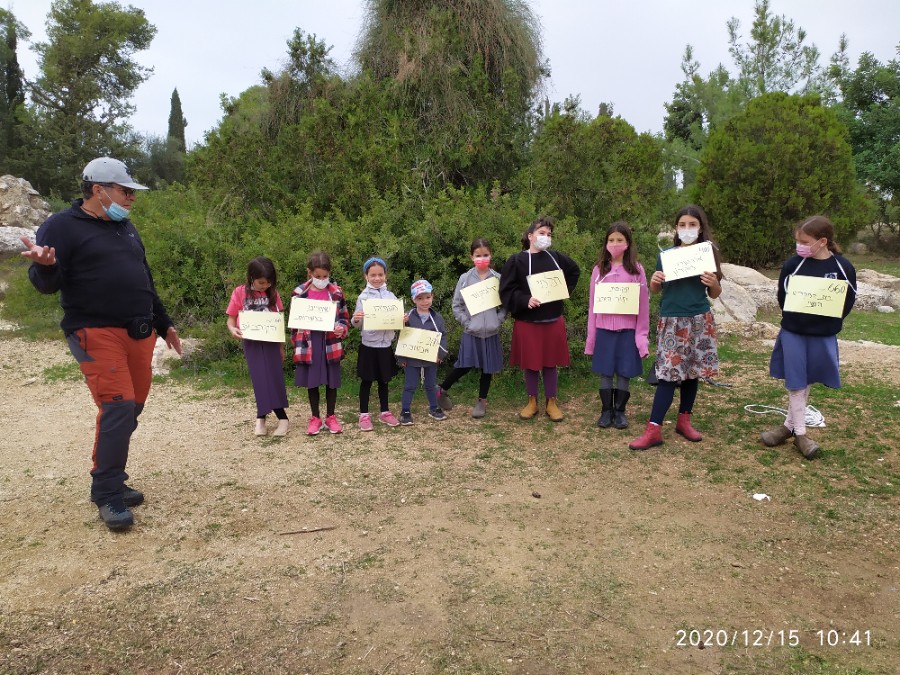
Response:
[324,414,343,434]
[436,387,454,411]
[97,498,133,531]
[428,407,448,421]
[597,389,613,428]
[254,418,267,436]
[379,411,400,427]
[794,434,820,460]
[675,412,703,442]
[91,485,144,508]
[613,390,630,430]
[761,424,792,447]
[629,421,663,451]
[273,419,290,437]
[519,396,538,419]
[545,397,564,422]
[399,411,414,426]
[307,416,324,435]
[472,398,487,419]
[359,413,374,432]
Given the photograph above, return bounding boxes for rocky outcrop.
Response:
[0,176,52,260]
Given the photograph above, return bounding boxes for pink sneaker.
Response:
[324,414,343,434]
[378,411,400,427]
[358,413,374,432]
[306,416,323,436]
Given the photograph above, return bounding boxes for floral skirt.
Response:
[654,311,719,382]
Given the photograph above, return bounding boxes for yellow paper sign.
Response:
[660,242,716,281]
[783,276,848,318]
[593,282,640,315]
[287,298,337,331]
[461,277,501,315]
[527,269,569,303]
[362,299,404,330]
[238,311,285,343]
[395,327,442,362]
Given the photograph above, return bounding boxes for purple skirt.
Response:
[769,328,841,389]
[243,339,289,417]
[294,332,342,389]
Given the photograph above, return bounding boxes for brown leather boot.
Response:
[519,396,538,419]
[545,397,564,422]
[675,412,703,442]
[761,424,792,447]
[629,421,663,451]
[794,434,820,460]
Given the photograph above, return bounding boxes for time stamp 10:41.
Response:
[675,629,874,648]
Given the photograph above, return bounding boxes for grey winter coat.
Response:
[452,268,507,338]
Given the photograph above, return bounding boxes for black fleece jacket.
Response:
[28,200,173,336]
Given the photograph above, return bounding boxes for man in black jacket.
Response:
[20,157,182,531]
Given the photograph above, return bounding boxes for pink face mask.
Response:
[606,243,628,259]
[473,256,491,269]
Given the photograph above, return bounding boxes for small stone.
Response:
[531,491,541,499]
[877,305,895,313]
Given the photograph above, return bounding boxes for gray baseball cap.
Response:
[82,157,149,190]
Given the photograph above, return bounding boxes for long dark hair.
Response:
[306,250,332,272]
[520,216,554,250]
[470,238,492,254]
[598,221,639,276]
[796,215,842,254]
[673,205,723,280]
[246,256,278,307]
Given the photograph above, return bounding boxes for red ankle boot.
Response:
[675,412,702,442]
[629,421,663,451]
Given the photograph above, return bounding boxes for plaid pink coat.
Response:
[290,280,350,364]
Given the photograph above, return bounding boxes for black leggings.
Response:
[440,367,492,400]
[257,408,288,420]
[649,378,699,425]
[308,387,337,418]
[359,380,390,414]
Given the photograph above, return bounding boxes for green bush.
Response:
[695,93,867,267]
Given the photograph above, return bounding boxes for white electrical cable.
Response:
[744,404,826,428]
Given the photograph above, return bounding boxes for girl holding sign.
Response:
[761,216,857,460]
[499,217,581,422]
[291,251,350,436]
[226,257,290,436]
[351,257,401,431]
[630,205,723,451]
[585,222,649,430]
[437,238,507,419]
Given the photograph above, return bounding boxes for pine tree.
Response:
[0,9,28,167]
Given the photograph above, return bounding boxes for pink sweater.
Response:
[585,263,650,357]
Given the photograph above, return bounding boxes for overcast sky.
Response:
[9,1,900,146]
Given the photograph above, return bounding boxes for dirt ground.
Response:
[0,334,898,674]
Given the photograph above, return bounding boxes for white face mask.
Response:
[534,234,552,251]
[678,228,699,245]
[311,277,329,290]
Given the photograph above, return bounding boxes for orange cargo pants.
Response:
[66,327,155,503]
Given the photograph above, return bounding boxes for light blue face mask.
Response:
[101,189,130,222]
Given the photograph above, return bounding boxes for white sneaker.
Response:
[273,419,290,436]
[254,418,267,436]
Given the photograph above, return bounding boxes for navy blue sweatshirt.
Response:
[777,254,856,336]
[28,200,174,336]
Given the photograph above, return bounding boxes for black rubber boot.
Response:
[597,389,614,428]
[613,389,630,429]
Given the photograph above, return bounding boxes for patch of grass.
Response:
[0,259,64,339]
[41,361,81,382]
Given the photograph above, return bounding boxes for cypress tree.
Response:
[167,87,187,151]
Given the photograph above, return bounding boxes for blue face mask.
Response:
[101,189,130,222]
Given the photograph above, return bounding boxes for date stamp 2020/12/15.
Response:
[674,628,873,648]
